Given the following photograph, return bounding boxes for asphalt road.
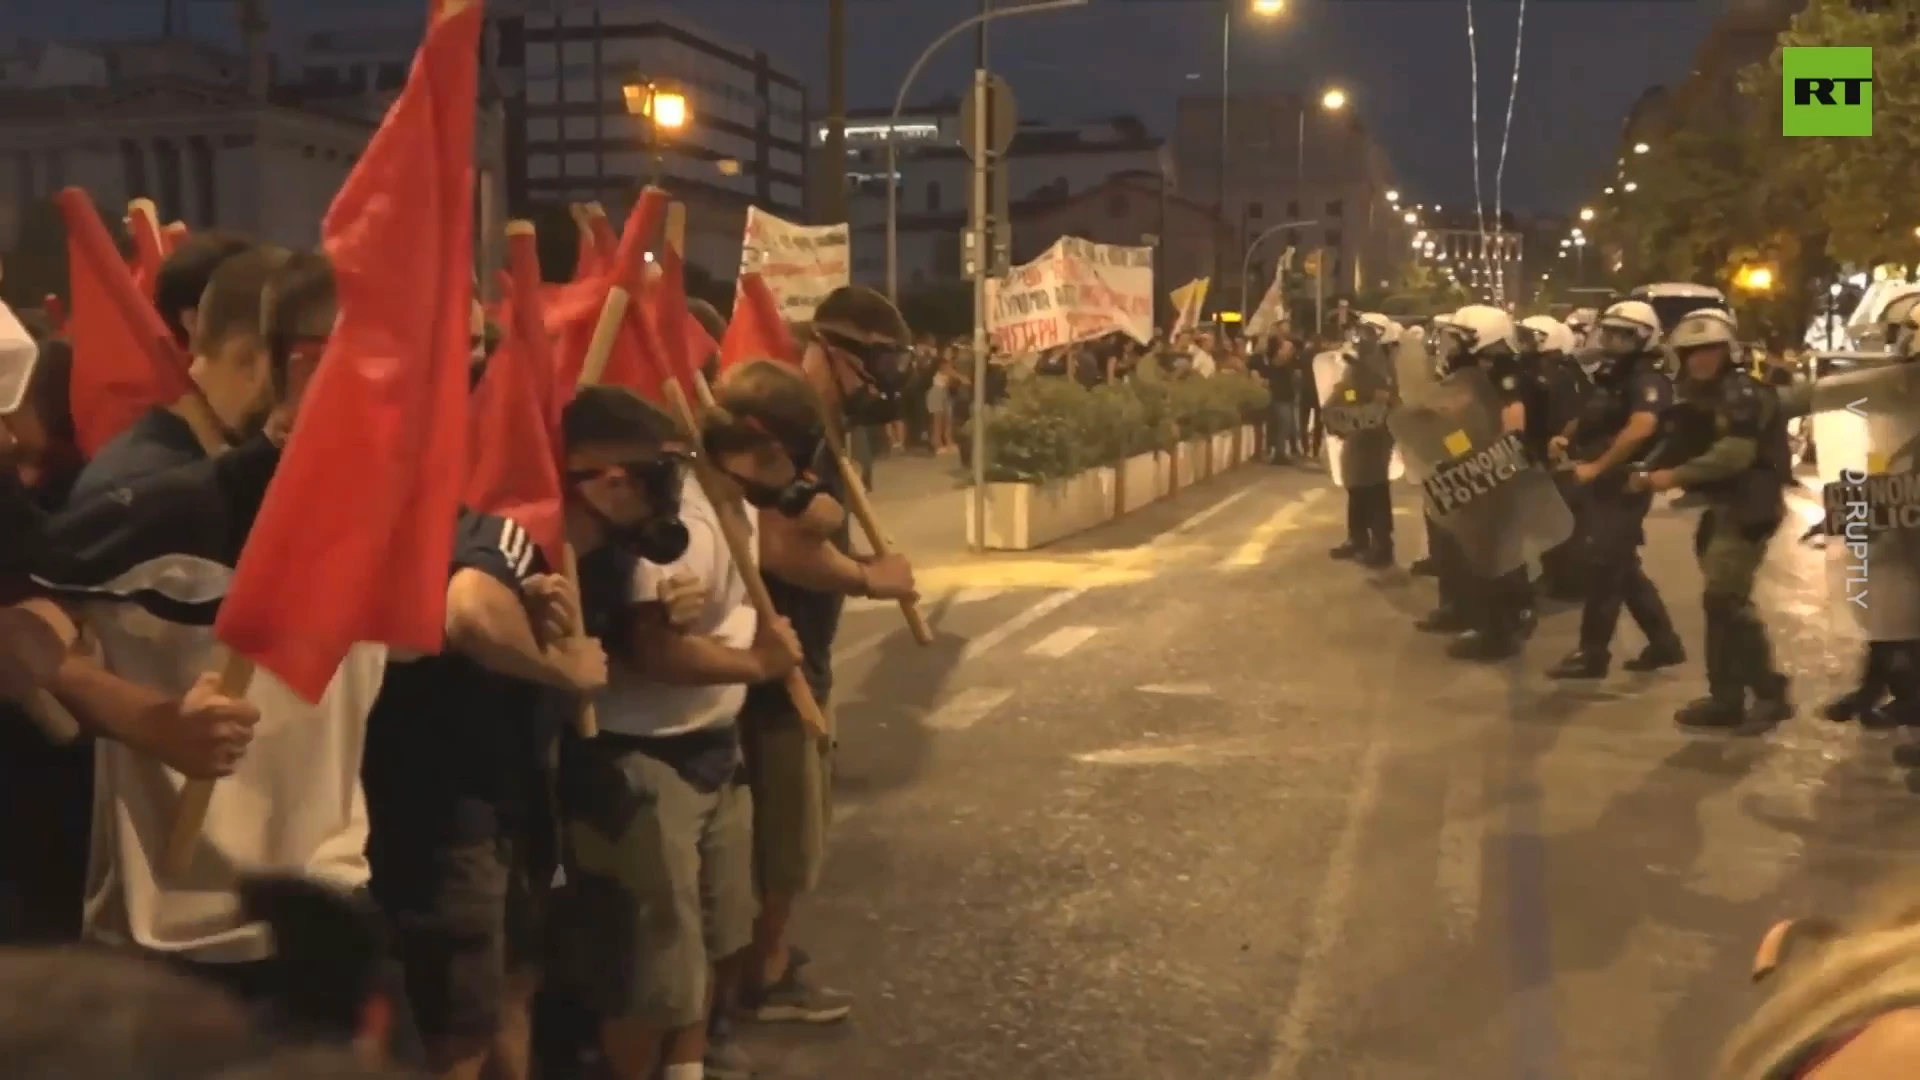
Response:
[734,463,1919,1080]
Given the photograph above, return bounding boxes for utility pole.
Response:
[969,0,992,551]
[822,0,847,225]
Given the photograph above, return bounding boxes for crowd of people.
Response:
[0,220,928,1080]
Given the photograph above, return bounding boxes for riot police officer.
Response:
[1630,308,1793,727]
[1412,306,1538,660]
[1547,300,1687,679]
[1521,315,1590,601]
[1327,313,1399,568]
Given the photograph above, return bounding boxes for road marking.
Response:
[1150,486,1259,546]
[1219,488,1330,568]
[1025,625,1100,658]
[954,586,1006,605]
[1436,756,1488,939]
[834,625,899,664]
[1263,735,1388,1080]
[922,686,1015,731]
[1137,682,1216,696]
[962,589,1086,662]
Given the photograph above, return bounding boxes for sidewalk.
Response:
[854,451,972,564]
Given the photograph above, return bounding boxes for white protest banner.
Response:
[984,237,1153,354]
[1245,260,1288,338]
[739,207,850,322]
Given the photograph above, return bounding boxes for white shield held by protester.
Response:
[1813,362,1920,640]
[1314,345,1400,488]
[1389,364,1574,578]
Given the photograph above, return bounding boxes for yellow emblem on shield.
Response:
[1869,451,1889,476]
[1344,389,1357,402]
[1443,430,1473,457]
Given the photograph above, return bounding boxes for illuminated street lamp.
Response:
[1385,188,1400,202]
[1403,211,1417,224]
[622,80,691,185]
[1573,236,1587,247]
[1579,207,1595,222]
[1623,181,1638,193]
[1633,142,1650,154]
[1570,228,1583,239]
[1321,87,1347,111]
[1733,265,1775,292]
[1560,239,1571,248]
[1251,0,1286,13]
[1604,186,1615,195]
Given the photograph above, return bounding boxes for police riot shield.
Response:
[1388,365,1575,577]
[1811,362,1920,640]
[1392,327,1438,408]
[1315,346,1398,488]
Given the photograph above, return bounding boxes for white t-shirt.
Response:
[75,561,386,962]
[1190,348,1217,378]
[0,297,36,414]
[595,478,759,738]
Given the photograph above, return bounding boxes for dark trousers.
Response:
[1856,641,1920,704]
[1346,482,1393,550]
[1539,474,1587,597]
[1578,491,1677,661]
[1430,518,1529,639]
[1298,397,1322,457]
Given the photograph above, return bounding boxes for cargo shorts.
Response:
[553,736,755,1028]
[739,699,834,898]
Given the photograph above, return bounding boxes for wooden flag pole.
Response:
[815,416,934,646]
[661,204,829,738]
[127,198,164,257]
[510,218,600,741]
[160,396,260,879]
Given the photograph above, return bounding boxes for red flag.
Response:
[552,191,668,397]
[215,0,483,701]
[640,240,700,395]
[125,201,165,299]
[466,227,563,565]
[57,188,192,457]
[161,221,190,256]
[719,273,800,371]
[586,212,619,267]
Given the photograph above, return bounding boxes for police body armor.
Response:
[1314,342,1399,488]
[1539,353,1591,439]
[1389,363,1575,577]
[1811,363,1920,641]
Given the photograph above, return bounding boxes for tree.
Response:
[1753,0,1920,267]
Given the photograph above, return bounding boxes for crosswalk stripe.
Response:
[954,586,1006,605]
[962,589,1085,661]
[922,687,1016,731]
[1025,625,1101,658]
[1219,488,1331,568]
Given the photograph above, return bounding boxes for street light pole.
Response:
[1220,0,1231,310]
[883,0,1088,303]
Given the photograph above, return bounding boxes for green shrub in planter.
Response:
[1169,375,1241,438]
[1086,381,1148,464]
[980,376,1096,483]
[1211,371,1272,425]
[1127,359,1183,452]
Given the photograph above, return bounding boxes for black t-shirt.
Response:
[746,442,849,715]
[362,510,562,857]
[67,407,206,507]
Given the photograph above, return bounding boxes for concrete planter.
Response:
[1239,424,1257,463]
[1183,438,1212,482]
[965,466,1118,551]
[1118,451,1170,515]
[1209,430,1234,473]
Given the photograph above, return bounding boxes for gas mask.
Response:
[821,331,911,427]
[568,453,692,566]
[725,429,827,519]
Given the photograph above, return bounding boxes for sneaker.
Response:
[740,966,853,1024]
[1546,650,1608,680]
[704,1032,755,1080]
[1408,556,1438,577]
[1675,696,1747,730]
[1328,541,1362,560]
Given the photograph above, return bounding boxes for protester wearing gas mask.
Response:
[713,287,920,1029]
[543,361,813,1080]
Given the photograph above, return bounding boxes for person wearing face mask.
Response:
[66,243,285,507]
[1546,300,1686,680]
[718,290,920,1031]
[546,361,811,1080]
[1626,307,1793,730]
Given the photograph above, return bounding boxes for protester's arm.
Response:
[443,516,604,693]
[16,599,258,778]
[621,513,782,686]
[757,510,869,594]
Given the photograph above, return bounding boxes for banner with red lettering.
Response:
[984,237,1153,354]
[739,207,849,322]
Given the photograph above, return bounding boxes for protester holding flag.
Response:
[153,232,253,350]
[709,284,919,1025]
[67,245,288,506]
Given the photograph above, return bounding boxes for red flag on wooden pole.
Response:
[160,221,190,255]
[57,189,192,457]
[215,0,484,701]
[466,221,564,565]
[717,272,799,372]
[125,199,165,299]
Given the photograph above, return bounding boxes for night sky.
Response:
[14,0,1720,215]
